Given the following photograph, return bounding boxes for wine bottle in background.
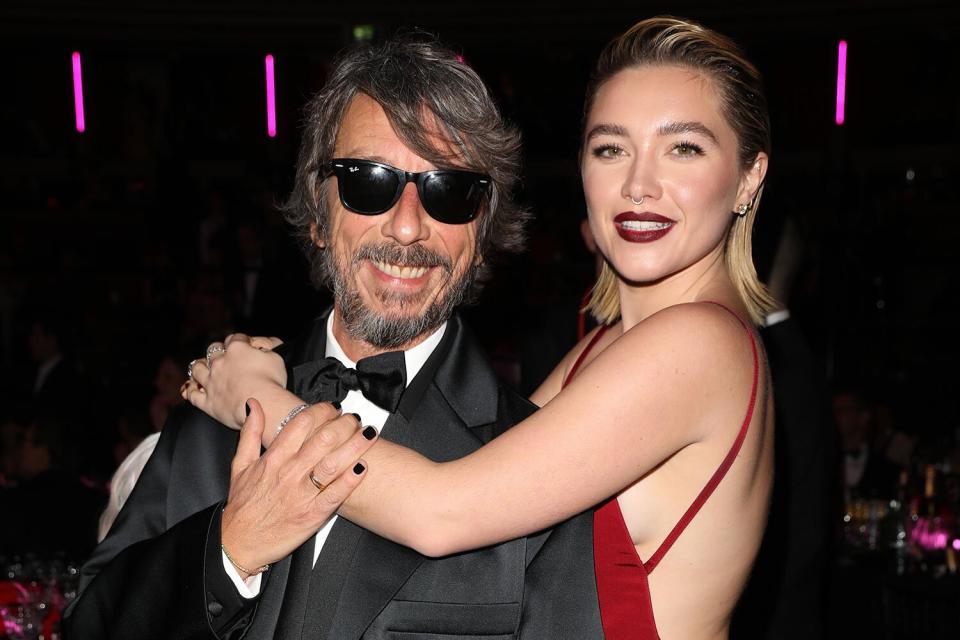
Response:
[915,464,950,575]
[921,464,938,520]
[886,469,910,575]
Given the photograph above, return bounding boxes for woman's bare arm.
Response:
[189,304,757,557]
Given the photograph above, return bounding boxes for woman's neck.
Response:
[617,249,731,330]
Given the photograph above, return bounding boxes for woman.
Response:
[187,17,774,639]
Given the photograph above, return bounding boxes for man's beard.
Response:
[324,241,476,349]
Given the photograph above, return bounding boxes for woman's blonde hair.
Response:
[582,16,777,325]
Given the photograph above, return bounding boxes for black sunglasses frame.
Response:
[325,158,491,224]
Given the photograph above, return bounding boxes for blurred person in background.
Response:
[0,411,104,558]
[732,208,833,639]
[834,385,904,501]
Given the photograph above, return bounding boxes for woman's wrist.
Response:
[254,386,313,448]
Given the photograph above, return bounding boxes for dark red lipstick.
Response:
[613,212,676,243]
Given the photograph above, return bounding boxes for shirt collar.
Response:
[324,312,447,387]
[763,308,791,328]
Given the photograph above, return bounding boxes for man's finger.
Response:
[233,398,265,476]
[269,402,342,456]
[302,418,376,490]
[309,458,367,516]
[297,413,372,466]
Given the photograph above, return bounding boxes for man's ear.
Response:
[309,221,326,249]
[736,152,769,208]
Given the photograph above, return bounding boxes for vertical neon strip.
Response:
[72,51,86,133]
[265,54,276,138]
[835,40,847,125]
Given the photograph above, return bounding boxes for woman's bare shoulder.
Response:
[529,323,620,407]
[577,302,759,427]
[623,301,753,347]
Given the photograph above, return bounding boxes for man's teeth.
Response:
[621,220,671,231]
[373,260,429,279]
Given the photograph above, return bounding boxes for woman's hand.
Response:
[182,333,287,429]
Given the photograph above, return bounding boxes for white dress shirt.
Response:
[225,314,446,597]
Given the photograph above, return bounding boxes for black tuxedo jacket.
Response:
[65,313,602,639]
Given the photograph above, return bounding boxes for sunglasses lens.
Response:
[421,172,486,224]
[339,162,400,215]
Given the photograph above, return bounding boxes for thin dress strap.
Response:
[643,301,759,572]
[563,324,610,388]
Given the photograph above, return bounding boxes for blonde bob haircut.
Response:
[582,16,777,326]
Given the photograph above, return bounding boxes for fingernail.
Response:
[350,413,362,423]
[331,400,342,411]
[353,462,366,475]
[245,402,251,417]
[362,426,378,440]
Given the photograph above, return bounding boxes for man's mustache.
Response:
[352,243,453,275]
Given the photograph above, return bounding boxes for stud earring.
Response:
[735,203,751,217]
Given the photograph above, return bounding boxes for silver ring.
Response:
[629,195,645,206]
[187,359,200,379]
[206,344,225,368]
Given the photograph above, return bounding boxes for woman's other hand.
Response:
[182,333,288,429]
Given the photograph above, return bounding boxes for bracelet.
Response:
[221,543,269,577]
[275,403,310,439]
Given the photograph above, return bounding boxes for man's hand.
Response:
[220,400,376,579]
[183,334,287,429]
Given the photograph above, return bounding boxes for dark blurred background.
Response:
[0,1,958,637]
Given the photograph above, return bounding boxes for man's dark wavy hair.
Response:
[282,33,529,302]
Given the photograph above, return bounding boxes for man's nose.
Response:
[380,182,430,246]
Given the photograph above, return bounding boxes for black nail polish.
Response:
[353,462,366,475]
[362,426,377,440]
[331,400,341,410]
[350,413,362,423]
[245,402,251,417]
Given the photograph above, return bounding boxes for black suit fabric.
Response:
[65,313,602,640]
[732,318,832,639]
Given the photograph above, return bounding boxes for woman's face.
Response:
[581,65,764,285]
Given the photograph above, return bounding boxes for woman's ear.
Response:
[736,152,769,207]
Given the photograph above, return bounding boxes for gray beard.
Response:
[325,241,476,349]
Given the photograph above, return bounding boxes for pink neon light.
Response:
[72,51,85,133]
[953,538,960,551]
[265,54,276,138]
[835,40,847,125]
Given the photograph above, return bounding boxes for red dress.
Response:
[563,303,760,640]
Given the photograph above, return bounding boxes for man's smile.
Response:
[369,260,430,280]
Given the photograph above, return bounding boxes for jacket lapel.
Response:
[325,315,504,640]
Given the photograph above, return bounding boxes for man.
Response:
[65,34,602,639]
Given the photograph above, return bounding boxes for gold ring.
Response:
[308,470,327,493]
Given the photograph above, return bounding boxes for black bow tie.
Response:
[292,351,407,413]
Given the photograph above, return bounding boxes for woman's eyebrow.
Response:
[657,120,719,144]
[584,123,628,141]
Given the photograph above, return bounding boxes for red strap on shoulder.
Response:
[643,302,759,573]
[563,324,610,389]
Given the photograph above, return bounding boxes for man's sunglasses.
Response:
[325,158,491,224]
